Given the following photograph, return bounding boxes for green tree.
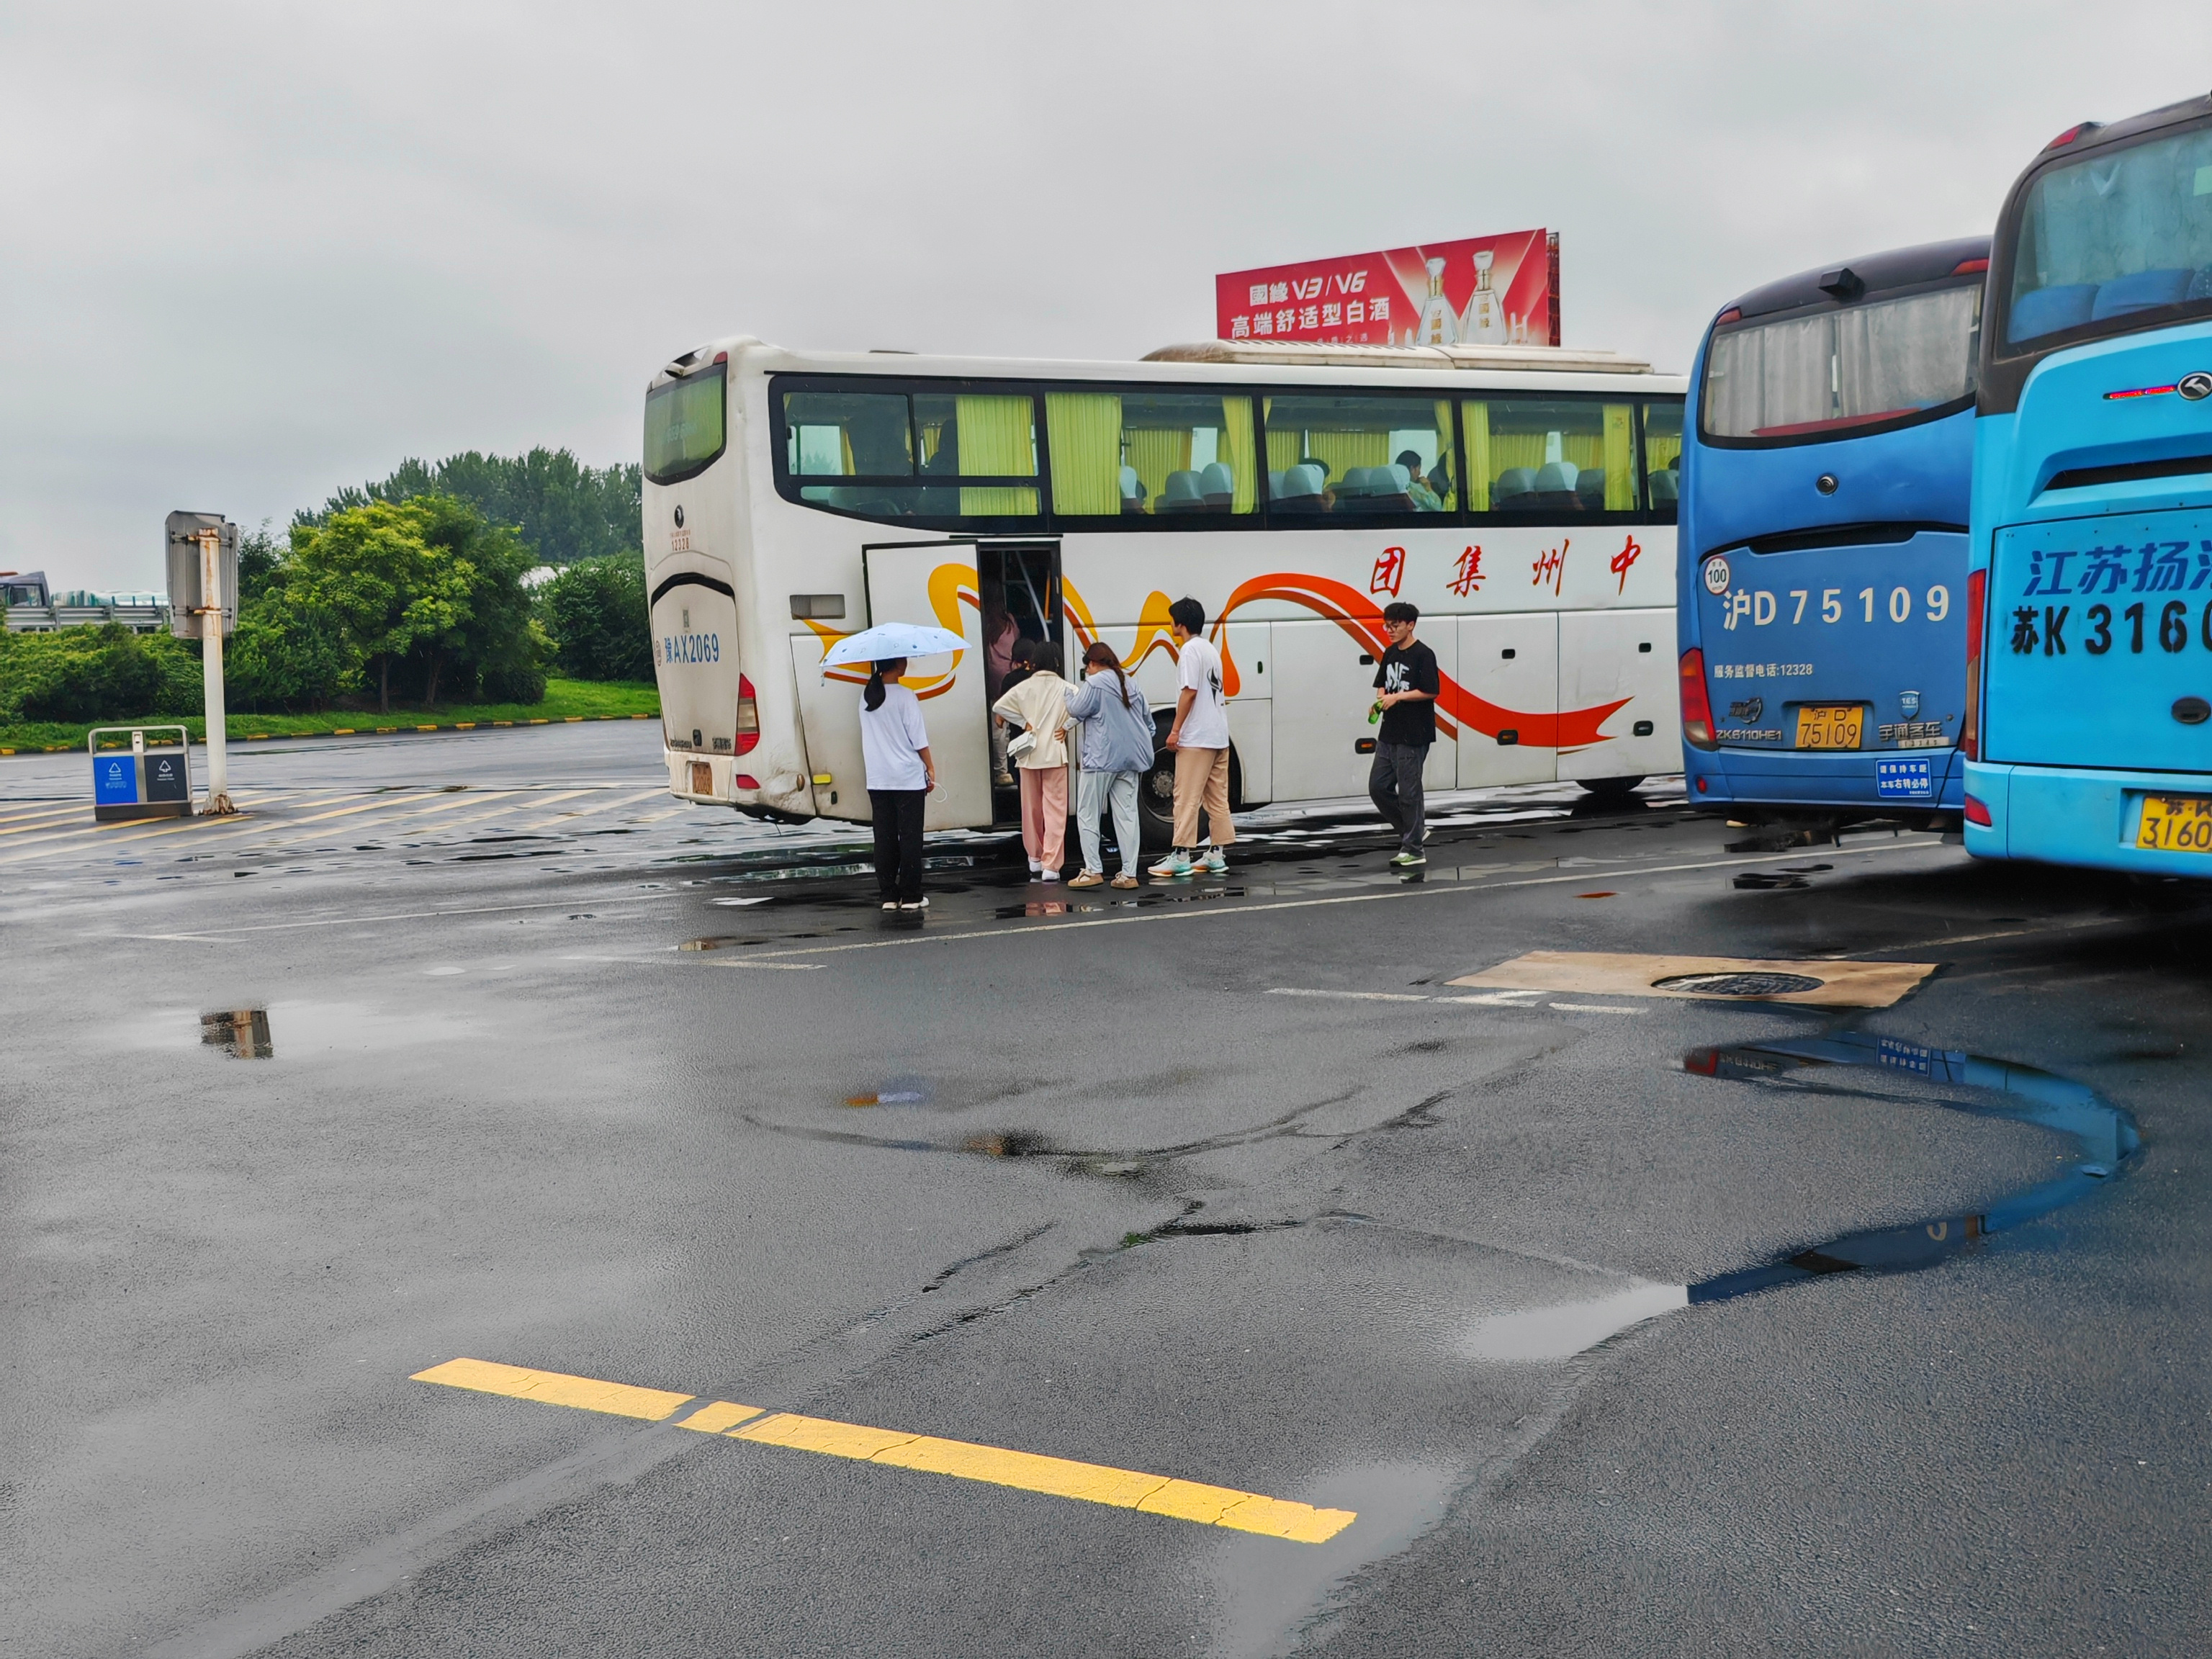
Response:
[304,448,642,566]
[0,624,197,723]
[540,552,653,681]
[284,500,475,712]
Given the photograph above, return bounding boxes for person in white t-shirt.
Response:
[859,657,936,910]
[1149,596,1236,878]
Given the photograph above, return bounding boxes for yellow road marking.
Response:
[414,1358,1355,1543]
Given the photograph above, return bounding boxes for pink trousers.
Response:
[1019,765,1069,869]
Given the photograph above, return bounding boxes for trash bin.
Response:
[89,725,193,822]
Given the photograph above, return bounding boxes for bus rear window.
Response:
[644,364,727,484]
[1701,286,1978,442]
[2006,124,2212,347]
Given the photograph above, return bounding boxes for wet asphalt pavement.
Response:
[5,725,2209,1657]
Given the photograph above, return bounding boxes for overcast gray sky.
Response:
[4,1,2208,592]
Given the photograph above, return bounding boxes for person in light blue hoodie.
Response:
[1061,641,1154,889]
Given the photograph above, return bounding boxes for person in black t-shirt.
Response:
[1370,601,1439,866]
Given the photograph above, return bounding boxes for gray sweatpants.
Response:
[1368,742,1428,852]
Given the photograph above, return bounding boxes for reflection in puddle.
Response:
[1683,1033,2141,1302]
[1461,1280,1688,1362]
[1205,1461,1459,1659]
[992,900,1102,919]
[963,1130,1053,1158]
[201,1008,271,1058]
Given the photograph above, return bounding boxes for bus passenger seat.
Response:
[1120,466,1146,513]
[1276,464,1326,513]
[2091,268,2197,321]
[1267,469,1286,500]
[1493,467,1537,506]
[1159,470,1205,513]
[2009,282,2098,341]
[1200,462,1236,508]
[1575,468,1608,508]
[1650,469,1679,505]
[1339,467,1374,498]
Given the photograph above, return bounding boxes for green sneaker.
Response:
[1148,851,1194,878]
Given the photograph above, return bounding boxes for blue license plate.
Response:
[1876,757,1933,799]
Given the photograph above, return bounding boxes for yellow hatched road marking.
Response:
[0,789,372,866]
[511,786,671,832]
[413,1358,1355,1544]
[0,802,103,834]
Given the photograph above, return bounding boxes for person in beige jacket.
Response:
[991,639,1073,880]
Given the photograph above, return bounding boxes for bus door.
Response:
[862,539,995,831]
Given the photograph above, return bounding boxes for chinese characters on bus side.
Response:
[1719,585,1951,629]
[1370,548,1405,597]
[1609,536,1640,594]
[2010,599,2212,655]
[2008,541,2212,657]
[1448,546,1484,596]
[1530,540,1568,594]
[2020,541,2212,597]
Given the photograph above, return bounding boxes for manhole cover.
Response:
[1653,971,1825,997]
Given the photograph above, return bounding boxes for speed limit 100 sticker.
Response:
[1702,557,1731,595]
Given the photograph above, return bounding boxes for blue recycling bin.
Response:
[89,725,192,822]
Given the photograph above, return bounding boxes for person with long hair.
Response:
[989,637,1073,880]
[1061,640,1153,889]
[860,657,935,909]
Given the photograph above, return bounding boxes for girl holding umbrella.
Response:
[826,621,964,912]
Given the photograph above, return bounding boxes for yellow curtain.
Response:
[1462,400,1491,510]
[840,429,856,477]
[1127,428,1192,505]
[1046,392,1122,516]
[1562,433,1605,474]
[1219,396,1256,513]
[1645,418,1682,474]
[1264,404,1303,476]
[1304,430,1389,482]
[956,395,1035,516]
[1489,432,1550,476]
[1602,404,1635,509]
[1431,399,1458,508]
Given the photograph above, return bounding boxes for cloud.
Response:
[1,0,2204,588]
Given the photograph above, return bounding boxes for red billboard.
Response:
[1216,230,1558,349]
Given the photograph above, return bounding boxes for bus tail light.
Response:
[1964,794,1993,827]
[1679,647,1717,749]
[1961,570,1986,760]
[736,674,760,755]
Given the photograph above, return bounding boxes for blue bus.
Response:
[1964,94,2212,874]
[1678,238,1990,832]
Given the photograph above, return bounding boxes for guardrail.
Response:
[5,603,172,634]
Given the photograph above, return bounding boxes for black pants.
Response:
[870,788,927,902]
[1368,742,1429,852]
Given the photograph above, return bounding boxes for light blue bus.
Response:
[1964,94,2212,873]
[1678,239,1988,833]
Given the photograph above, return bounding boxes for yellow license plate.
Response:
[1794,704,1864,750]
[2136,794,2212,853]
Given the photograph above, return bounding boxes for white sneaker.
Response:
[1040,869,1057,882]
[1199,848,1228,873]
[881,900,899,910]
[899,896,930,909]
[1028,858,1043,873]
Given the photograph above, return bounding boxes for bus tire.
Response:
[1577,775,1645,799]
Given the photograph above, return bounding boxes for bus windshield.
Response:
[2005,122,2212,348]
[1701,284,1979,441]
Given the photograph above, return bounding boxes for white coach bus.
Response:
[642,335,1686,845]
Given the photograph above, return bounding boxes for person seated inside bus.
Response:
[1120,465,1147,514]
[1648,466,1679,506]
[1396,450,1446,512]
[1491,466,1539,510]
[917,426,960,516]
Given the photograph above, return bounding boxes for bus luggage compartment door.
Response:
[862,541,992,830]
[1556,608,1677,783]
[1457,613,1558,787]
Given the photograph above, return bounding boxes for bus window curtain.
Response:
[1128,429,1192,507]
[1304,431,1390,483]
[956,395,1036,516]
[1431,400,1457,507]
[1644,422,1681,475]
[1488,431,1549,478]
[1264,420,1304,477]
[1462,400,1491,511]
[1602,405,1635,510]
[841,429,856,477]
[1045,392,1122,516]
[1218,397,1256,513]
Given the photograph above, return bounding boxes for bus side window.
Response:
[1260,393,1457,521]
[1642,401,1682,523]
[1464,397,1635,518]
[1045,390,1257,520]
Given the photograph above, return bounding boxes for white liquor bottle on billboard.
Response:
[1413,256,1459,346]
[1460,248,1509,345]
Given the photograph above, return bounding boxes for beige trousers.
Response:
[1172,745,1235,848]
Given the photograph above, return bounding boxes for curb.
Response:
[6,712,657,756]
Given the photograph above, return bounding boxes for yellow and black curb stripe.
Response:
[9,713,657,755]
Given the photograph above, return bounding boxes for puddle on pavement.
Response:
[1461,1280,1689,1361]
[963,1130,1053,1158]
[992,900,1102,919]
[1683,1032,2141,1301]
[1205,1460,1460,1659]
[200,1007,272,1058]
[1732,871,1809,890]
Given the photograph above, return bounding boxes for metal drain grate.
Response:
[1653,971,1826,997]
